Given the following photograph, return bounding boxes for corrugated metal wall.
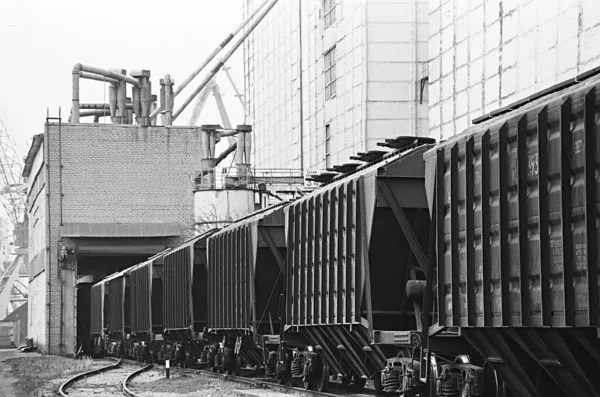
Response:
[90,283,103,335]
[431,80,600,328]
[286,175,373,327]
[130,263,151,334]
[163,246,192,330]
[107,277,124,334]
[208,226,252,330]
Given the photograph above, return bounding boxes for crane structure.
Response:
[0,116,28,320]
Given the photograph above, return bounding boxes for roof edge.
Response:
[22,134,44,178]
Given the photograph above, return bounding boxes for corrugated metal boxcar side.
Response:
[424,72,600,397]
[107,275,126,335]
[90,282,104,336]
[207,204,287,335]
[130,261,152,334]
[163,245,192,331]
[285,141,435,379]
[426,75,600,329]
[163,230,216,332]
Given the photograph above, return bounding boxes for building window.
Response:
[323,0,336,29]
[324,47,337,99]
[325,124,331,167]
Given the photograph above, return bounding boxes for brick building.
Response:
[243,0,429,173]
[23,122,204,355]
[428,0,600,139]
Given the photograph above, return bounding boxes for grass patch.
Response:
[9,355,94,397]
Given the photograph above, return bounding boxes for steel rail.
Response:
[58,358,122,397]
[122,363,154,397]
[121,359,364,397]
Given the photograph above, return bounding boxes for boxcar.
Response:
[207,203,288,374]
[283,137,435,392]
[161,228,219,366]
[126,249,171,362]
[423,70,600,396]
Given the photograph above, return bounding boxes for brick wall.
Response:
[27,123,205,354]
[428,0,600,139]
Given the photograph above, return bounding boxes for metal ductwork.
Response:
[71,63,146,125]
[172,0,280,122]
[130,69,152,127]
[160,75,175,126]
[199,124,221,189]
[148,0,274,121]
[235,125,252,183]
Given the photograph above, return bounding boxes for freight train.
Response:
[88,70,600,397]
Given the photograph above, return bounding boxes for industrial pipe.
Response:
[79,110,111,118]
[79,72,120,85]
[80,103,134,110]
[172,0,280,121]
[160,75,174,126]
[130,69,152,126]
[213,142,237,168]
[72,64,140,123]
[148,0,273,121]
[73,64,139,86]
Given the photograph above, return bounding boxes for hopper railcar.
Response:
[160,229,219,367]
[422,69,600,397]
[205,203,289,375]
[89,268,129,357]
[125,249,171,362]
[86,65,600,396]
[281,137,436,392]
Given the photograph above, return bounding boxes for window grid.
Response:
[323,0,336,29]
[324,46,337,99]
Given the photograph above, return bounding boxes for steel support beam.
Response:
[258,228,285,269]
[378,179,426,273]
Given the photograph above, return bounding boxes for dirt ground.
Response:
[0,348,102,397]
[129,368,256,397]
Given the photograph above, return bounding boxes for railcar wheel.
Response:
[316,363,329,392]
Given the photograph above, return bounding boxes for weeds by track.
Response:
[122,358,375,397]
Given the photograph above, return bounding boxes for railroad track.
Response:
[58,358,150,397]
[121,358,376,397]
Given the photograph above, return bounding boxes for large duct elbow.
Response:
[72,63,141,124]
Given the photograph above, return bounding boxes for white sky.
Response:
[0,0,247,158]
